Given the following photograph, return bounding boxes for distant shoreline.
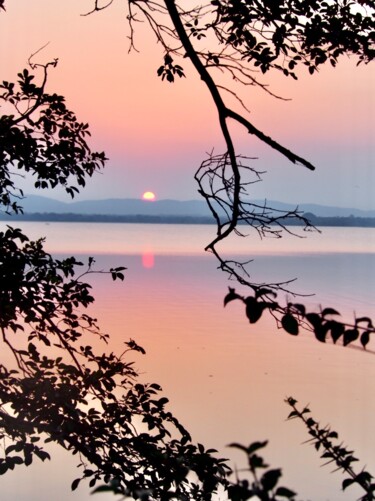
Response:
[1,212,375,228]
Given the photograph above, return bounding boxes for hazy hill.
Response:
[18,195,375,218]
[21,195,212,216]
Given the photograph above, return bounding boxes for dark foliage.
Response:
[224,287,375,350]
[227,441,297,501]
[286,398,375,500]
[211,0,374,77]
[0,64,106,213]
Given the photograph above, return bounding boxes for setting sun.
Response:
[142,191,156,201]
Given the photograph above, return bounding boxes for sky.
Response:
[0,0,374,209]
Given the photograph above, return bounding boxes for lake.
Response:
[1,222,375,501]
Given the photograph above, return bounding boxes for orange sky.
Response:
[1,0,374,208]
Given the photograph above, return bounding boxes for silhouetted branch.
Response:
[286,398,375,500]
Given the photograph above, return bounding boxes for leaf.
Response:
[291,303,306,316]
[249,453,268,470]
[275,486,297,498]
[261,468,282,491]
[321,307,340,316]
[329,321,345,343]
[12,456,23,465]
[287,410,299,419]
[313,323,327,343]
[34,449,50,462]
[245,297,264,324]
[343,329,359,346]
[342,477,355,490]
[227,442,249,454]
[224,287,242,307]
[247,441,268,455]
[356,316,373,328]
[71,478,81,491]
[281,313,299,335]
[360,330,371,348]
[306,312,321,329]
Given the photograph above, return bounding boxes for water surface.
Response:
[1,222,375,501]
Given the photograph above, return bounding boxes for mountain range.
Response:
[16,195,375,218]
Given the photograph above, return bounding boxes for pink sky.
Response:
[1,0,374,208]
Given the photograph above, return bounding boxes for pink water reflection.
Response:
[142,249,155,268]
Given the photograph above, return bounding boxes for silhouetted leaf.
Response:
[261,468,282,491]
[355,471,373,484]
[356,316,373,328]
[321,308,340,317]
[360,330,371,348]
[224,287,242,306]
[247,441,268,455]
[245,297,264,324]
[287,410,299,419]
[249,453,268,470]
[71,478,81,491]
[306,312,321,329]
[313,323,328,343]
[342,477,355,490]
[275,486,297,498]
[329,321,345,343]
[291,303,306,316]
[281,314,299,335]
[344,329,359,346]
[227,443,249,454]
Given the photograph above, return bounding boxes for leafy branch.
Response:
[224,286,375,350]
[0,63,107,214]
[286,397,375,500]
[227,441,298,500]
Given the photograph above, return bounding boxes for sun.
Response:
[142,191,156,201]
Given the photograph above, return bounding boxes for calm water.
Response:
[1,222,375,501]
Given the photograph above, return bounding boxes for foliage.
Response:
[224,287,375,349]
[227,441,297,501]
[211,0,375,77]
[0,63,107,213]
[286,398,375,500]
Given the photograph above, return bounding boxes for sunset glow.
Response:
[1,1,374,207]
[142,191,156,201]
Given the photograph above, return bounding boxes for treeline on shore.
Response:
[1,212,375,227]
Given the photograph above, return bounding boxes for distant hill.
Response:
[19,195,213,217]
[14,195,375,219]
